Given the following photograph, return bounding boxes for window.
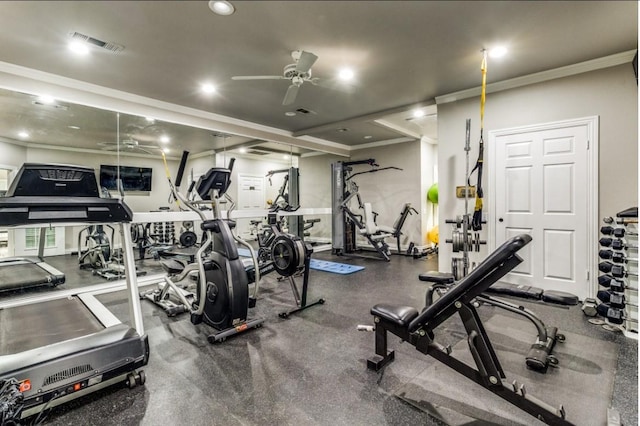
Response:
[25,228,56,250]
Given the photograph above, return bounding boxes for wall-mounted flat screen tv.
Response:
[99,165,152,192]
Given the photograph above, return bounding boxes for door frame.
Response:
[488,116,599,299]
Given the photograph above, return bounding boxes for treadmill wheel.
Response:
[137,370,146,386]
[127,373,137,389]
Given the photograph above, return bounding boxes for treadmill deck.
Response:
[0,297,103,354]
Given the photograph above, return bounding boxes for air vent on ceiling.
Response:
[68,31,124,53]
[246,149,271,156]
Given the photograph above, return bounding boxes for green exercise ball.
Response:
[427,183,438,204]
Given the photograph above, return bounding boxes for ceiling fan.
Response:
[98,138,159,155]
[232,50,322,106]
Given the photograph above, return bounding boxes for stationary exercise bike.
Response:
[143,158,264,342]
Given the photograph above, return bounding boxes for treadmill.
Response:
[0,226,66,292]
[0,163,149,422]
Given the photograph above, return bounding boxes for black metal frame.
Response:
[367,235,573,425]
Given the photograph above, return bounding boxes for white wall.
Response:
[437,63,638,271]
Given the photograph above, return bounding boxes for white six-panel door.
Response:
[490,117,598,300]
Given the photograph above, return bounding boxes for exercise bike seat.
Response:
[419,271,455,284]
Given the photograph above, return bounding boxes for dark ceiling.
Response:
[0,1,636,155]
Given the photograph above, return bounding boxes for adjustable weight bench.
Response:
[367,234,573,425]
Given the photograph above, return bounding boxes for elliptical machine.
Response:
[146,158,264,343]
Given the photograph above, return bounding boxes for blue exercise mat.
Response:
[236,248,364,275]
[309,259,364,275]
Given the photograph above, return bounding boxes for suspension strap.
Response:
[468,50,487,231]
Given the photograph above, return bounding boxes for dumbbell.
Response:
[596,290,626,309]
[603,216,639,225]
[599,250,638,264]
[599,261,638,278]
[599,237,638,250]
[595,303,625,324]
[598,275,637,293]
[601,226,638,238]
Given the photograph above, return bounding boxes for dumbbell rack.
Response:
[595,214,638,339]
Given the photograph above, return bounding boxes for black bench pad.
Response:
[371,304,419,327]
[485,282,544,300]
[419,271,455,284]
[542,290,579,306]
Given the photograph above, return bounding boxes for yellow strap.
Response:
[480,50,487,130]
[161,151,180,207]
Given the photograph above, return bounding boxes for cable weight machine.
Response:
[446,119,486,279]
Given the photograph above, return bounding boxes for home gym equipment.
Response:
[331,159,409,261]
[0,225,66,293]
[265,167,305,238]
[0,163,148,422]
[467,49,488,232]
[427,182,438,204]
[588,209,638,336]
[77,224,122,280]
[0,256,65,293]
[365,234,575,425]
[446,119,486,280]
[599,237,637,251]
[246,210,325,319]
[418,272,573,373]
[142,155,264,342]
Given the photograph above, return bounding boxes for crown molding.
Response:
[436,50,637,105]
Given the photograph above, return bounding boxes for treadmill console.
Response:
[0,163,133,226]
[7,163,100,197]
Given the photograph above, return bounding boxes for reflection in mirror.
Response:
[0,86,328,305]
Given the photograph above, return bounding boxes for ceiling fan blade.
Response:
[295,51,318,73]
[232,75,286,80]
[282,84,300,106]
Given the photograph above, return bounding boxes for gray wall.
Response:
[438,63,638,271]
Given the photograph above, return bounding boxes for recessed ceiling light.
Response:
[285,111,297,117]
[363,135,373,139]
[338,68,354,81]
[67,125,81,130]
[160,135,170,143]
[37,95,55,105]
[337,128,349,132]
[68,40,90,55]
[238,147,247,154]
[489,46,508,58]
[209,1,235,16]
[412,109,425,119]
[163,148,170,154]
[18,131,29,139]
[201,83,217,94]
